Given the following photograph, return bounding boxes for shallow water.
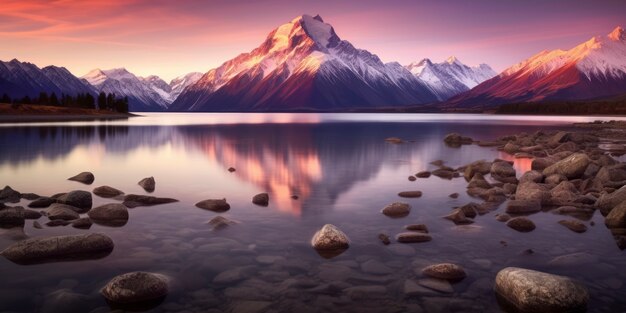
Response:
[1,113,625,313]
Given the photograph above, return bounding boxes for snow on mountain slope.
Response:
[169,72,203,101]
[82,68,170,111]
[447,26,626,108]
[170,14,438,112]
[405,57,496,101]
[0,59,94,99]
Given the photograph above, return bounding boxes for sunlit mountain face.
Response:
[447,26,626,108]
[170,15,438,112]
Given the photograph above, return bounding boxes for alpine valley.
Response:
[0,15,625,112]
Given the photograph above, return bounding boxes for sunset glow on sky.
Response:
[0,0,624,81]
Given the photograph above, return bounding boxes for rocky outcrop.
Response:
[495,267,588,313]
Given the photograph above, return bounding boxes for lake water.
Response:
[1,113,625,313]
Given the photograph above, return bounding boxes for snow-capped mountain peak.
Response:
[170,14,438,111]
[446,25,626,108]
[608,26,625,42]
[405,57,496,101]
[446,56,461,65]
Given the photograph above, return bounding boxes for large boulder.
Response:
[443,208,474,225]
[467,173,491,189]
[47,204,80,220]
[88,204,129,227]
[505,200,541,214]
[543,153,590,179]
[28,197,56,208]
[506,217,536,232]
[515,182,549,203]
[443,133,472,146]
[124,195,178,208]
[395,232,432,243]
[596,186,626,215]
[252,193,269,206]
[491,161,516,177]
[605,201,626,228]
[0,186,21,203]
[93,186,124,198]
[495,267,588,313]
[0,206,25,227]
[463,160,492,181]
[0,233,114,264]
[422,263,466,281]
[557,220,587,233]
[68,172,95,185]
[138,177,156,193]
[57,191,92,212]
[519,171,544,184]
[101,272,168,304]
[548,131,570,146]
[311,224,350,251]
[195,199,230,212]
[381,202,411,218]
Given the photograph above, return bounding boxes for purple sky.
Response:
[0,0,624,81]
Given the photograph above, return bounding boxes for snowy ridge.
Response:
[447,26,626,108]
[82,68,171,111]
[406,57,496,101]
[171,14,438,111]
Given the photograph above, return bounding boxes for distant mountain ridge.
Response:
[81,69,202,111]
[169,14,440,112]
[406,57,496,101]
[0,59,95,99]
[446,26,626,108]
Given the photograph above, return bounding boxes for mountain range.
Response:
[1,15,624,112]
[446,26,626,108]
[0,59,94,99]
[406,57,496,101]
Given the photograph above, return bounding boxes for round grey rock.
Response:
[101,272,168,304]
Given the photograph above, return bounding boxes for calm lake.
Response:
[1,113,625,313]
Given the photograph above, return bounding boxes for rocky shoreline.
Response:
[1,120,625,312]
